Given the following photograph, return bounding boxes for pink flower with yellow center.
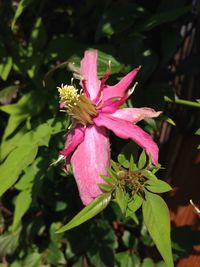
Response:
[58,50,161,205]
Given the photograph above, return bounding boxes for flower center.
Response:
[58,84,97,125]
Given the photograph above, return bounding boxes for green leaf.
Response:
[145,179,172,193]
[17,123,52,147]
[96,3,144,38]
[129,155,137,172]
[12,190,32,231]
[56,193,111,233]
[23,251,42,267]
[119,141,139,168]
[0,92,44,139]
[29,17,47,52]
[97,50,122,77]
[136,6,191,32]
[165,117,176,126]
[142,192,174,267]
[115,252,140,267]
[115,187,127,214]
[195,128,200,135]
[12,0,32,30]
[161,27,183,66]
[157,261,168,267]
[141,258,154,267]
[126,194,143,216]
[0,144,38,196]
[102,168,117,185]
[47,223,66,265]
[45,35,82,63]
[86,220,116,267]
[0,85,19,105]
[98,183,113,192]
[143,170,158,181]
[1,115,26,141]
[1,122,52,160]
[0,57,13,81]
[0,228,21,257]
[138,150,147,169]
[101,175,116,186]
[15,159,40,190]
[72,257,84,267]
[47,242,65,265]
[118,154,129,168]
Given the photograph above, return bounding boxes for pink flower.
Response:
[58,50,161,205]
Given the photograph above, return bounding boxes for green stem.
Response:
[164,96,200,108]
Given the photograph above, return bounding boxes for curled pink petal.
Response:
[110,108,162,123]
[80,50,101,101]
[100,71,110,90]
[60,102,65,109]
[71,125,110,205]
[60,126,85,157]
[100,90,130,113]
[94,113,158,165]
[103,67,140,101]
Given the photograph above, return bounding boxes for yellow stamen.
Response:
[57,84,97,126]
[57,84,80,106]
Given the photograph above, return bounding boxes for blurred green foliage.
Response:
[0,0,198,266]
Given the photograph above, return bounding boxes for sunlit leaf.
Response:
[0,57,12,81]
[29,17,47,52]
[101,174,116,186]
[0,145,38,196]
[12,0,32,30]
[138,150,147,169]
[0,92,44,139]
[98,183,113,192]
[1,123,52,160]
[157,261,168,267]
[141,258,154,267]
[0,85,19,105]
[143,170,158,181]
[56,193,111,233]
[195,128,200,135]
[0,227,21,257]
[142,192,174,267]
[12,190,32,231]
[105,168,118,184]
[126,194,143,216]
[129,155,137,172]
[115,187,127,214]
[145,179,172,193]
[165,117,176,126]
[15,159,40,191]
[118,154,129,168]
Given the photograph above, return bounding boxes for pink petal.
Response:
[71,125,110,205]
[80,50,101,101]
[60,102,65,109]
[94,113,159,165]
[60,126,85,157]
[103,67,140,101]
[100,70,110,90]
[110,108,161,123]
[100,91,130,113]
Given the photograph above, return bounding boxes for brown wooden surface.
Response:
[163,131,200,267]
